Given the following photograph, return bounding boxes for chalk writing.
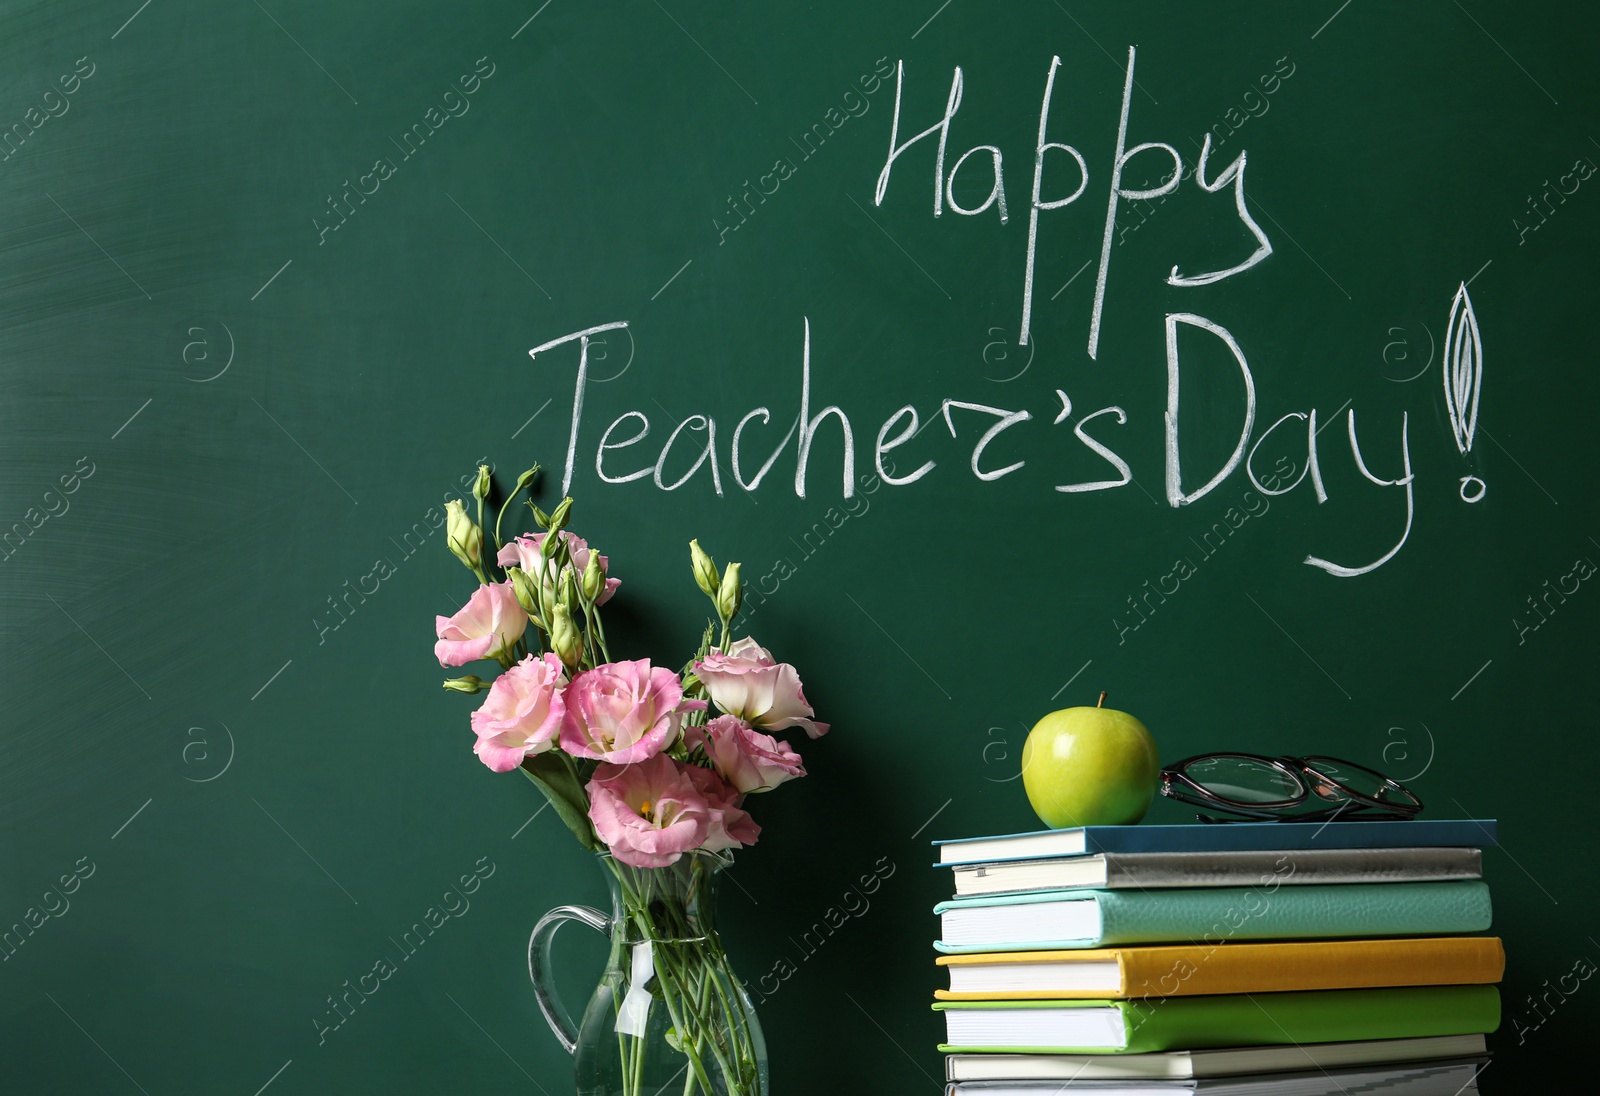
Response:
[1442,283,1487,503]
[528,314,1427,578]
[872,50,1270,354]
[519,49,1493,581]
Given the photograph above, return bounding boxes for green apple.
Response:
[1021,694,1160,828]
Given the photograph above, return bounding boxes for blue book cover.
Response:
[934,819,1497,866]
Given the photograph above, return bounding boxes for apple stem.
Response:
[1097,690,1107,708]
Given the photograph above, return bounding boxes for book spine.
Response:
[1095,881,1492,948]
[1104,847,1483,888]
[1118,937,1506,999]
[1119,985,1500,1054]
[1085,820,1497,854]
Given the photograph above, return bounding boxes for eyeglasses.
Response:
[1159,753,1423,824]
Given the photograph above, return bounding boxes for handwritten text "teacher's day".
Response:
[525,48,1473,579]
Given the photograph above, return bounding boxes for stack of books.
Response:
[930,819,1501,1094]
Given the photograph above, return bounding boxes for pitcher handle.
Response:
[527,904,610,1055]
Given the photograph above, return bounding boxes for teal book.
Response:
[934,984,1501,1054]
[933,880,1491,952]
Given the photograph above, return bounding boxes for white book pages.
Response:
[940,898,1100,947]
[943,1035,1489,1081]
[946,958,1122,994]
[943,1005,1126,1049]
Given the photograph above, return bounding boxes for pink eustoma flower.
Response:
[694,637,830,738]
[687,715,806,794]
[587,754,711,868]
[560,659,706,764]
[497,530,620,604]
[470,653,568,773]
[684,764,761,853]
[434,582,528,667]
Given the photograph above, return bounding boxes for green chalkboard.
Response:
[2,1,1596,1091]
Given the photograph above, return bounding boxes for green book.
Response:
[934,881,1492,952]
[934,984,1501,1054]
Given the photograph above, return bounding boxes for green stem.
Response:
[603,857,762,1095]
[581,604,600,669]
[651,942,733,1090]
[630,1026,645,1096]
[589,604,613,664]
[559,752,587,800]
[616,866,731,1095]
[705,956,750,1084]
[475,491,492,579]
[493,470,535,549]
[613,982,637,1096]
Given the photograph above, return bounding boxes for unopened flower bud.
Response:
[515,464,540,491]
[445,500,483,573]
[689,539,719,597]
[541,528,564,560]
[442,676,488,694]
[472,464,492,501]
[548,497,573,531]
[530,503,550,529]
[551,603,583,670]
[506,567,542,621]
[581,549,606,603]
[716,562,742,621]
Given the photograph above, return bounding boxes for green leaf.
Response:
[520,754,602,851]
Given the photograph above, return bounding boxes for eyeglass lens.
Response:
[1181,755,1303,806]
[1302,756,1419,808]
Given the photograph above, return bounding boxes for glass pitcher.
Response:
[528,850,768,1096]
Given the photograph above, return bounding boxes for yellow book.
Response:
[934,936,1504,1000]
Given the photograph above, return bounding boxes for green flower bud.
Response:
[529,503,550,529]
[515,464,540,491]
[445,500,483,573]
[715,561,742,622]
[506,567,542,622]
[442,676,488,694]
[581,548,606,603]
[548,497,573,531]
[541,528,564,560]
[472,464,492,501]
[689,539,719,597]
[550,603,583,670]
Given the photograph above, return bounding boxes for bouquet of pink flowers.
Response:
[432,464,822,1094]
[433,463,826,869]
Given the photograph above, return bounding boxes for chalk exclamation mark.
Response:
[1442,282,1486,503]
